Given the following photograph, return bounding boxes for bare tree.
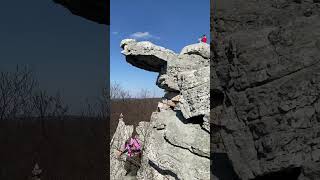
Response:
[110,82,131,101]
[97,86,109,119]
[136,88,156,99]
[32,90,51,137]
[81,98,96,118]
[50,92,69,118]
[0,65,36,120]
[31,90,69,137]
[81,88,109,119]
[32,90,52,118]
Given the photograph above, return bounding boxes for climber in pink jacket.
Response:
[116,135,142,175]
[118,135,142,158]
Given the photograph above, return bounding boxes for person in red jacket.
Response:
[201,34,207,43]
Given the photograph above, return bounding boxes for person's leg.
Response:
[124,158,132,176]
[124,156,139,176]
[129,156,140,175]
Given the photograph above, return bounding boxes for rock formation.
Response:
[31,163,42,180]
[110,114,135,179]
[53,0,109,25]
[212,0,320,179]
[110,39,210,179]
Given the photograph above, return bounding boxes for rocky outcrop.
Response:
[53,0,109,25]
[110,114,134,180]
[212,0,320,179]
[137,111,210,180]
[120,39,177,72]
[121,39,210,121]
[111,40,210,179]
[180,43,210,59]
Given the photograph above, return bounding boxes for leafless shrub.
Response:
[31,90,68,117]
[80,86,109,119]
[50,92,69,118]
[98,86,109,119]
[31,90,69,137]
[0,66,107,179]
[0,65,36,120]
[136,88,152,99]
[0,66,70,138]
[110,82,131,101]
[32,90,53,118]
[80,98,97,118]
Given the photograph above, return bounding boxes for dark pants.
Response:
[124,153,141,176]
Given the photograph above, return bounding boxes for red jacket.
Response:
[201,36,207,43]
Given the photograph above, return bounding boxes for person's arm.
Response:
[116,147,128,157]
[119,148,128,156]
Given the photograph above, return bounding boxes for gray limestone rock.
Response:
[177,66,210,119]
[110,117,134,180]
[138,111,210,180]
[136,121,150,148]
[298,161,320,180]
[180,43,210,59]
[121,39,210,119]
[121,39,177,72]
[212,0,320,179]
[117,39,210,179]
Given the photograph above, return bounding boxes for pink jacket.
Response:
[123,137,141,157]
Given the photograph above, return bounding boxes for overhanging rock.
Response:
[121,39,177,72]
[53,0,109,25]
[120,39,210,121]
[117,39,211,180]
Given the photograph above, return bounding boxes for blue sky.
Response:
[110,0,210,97]
[0,1,107,114]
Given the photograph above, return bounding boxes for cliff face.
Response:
[212,0,320,179]
[110,39,210,180]
[53,0,109,25]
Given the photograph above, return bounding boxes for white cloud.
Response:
[130,32,160,40]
